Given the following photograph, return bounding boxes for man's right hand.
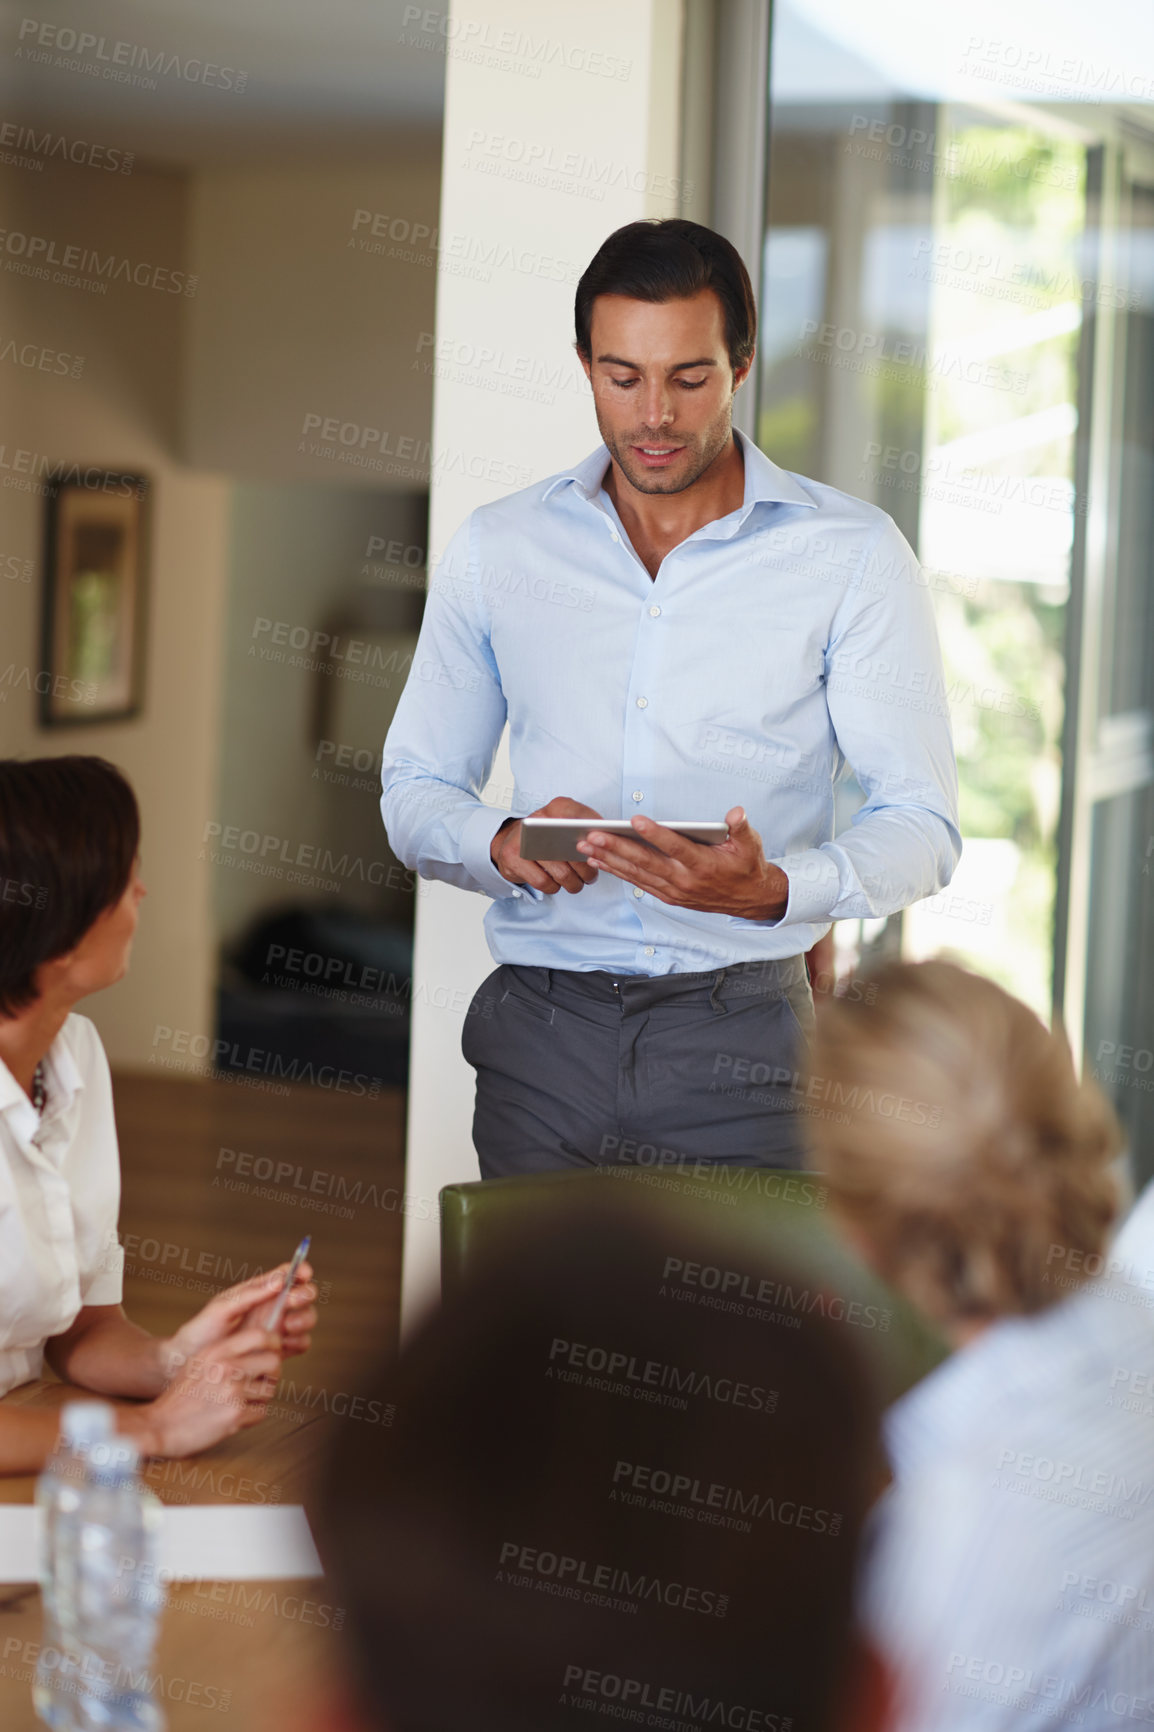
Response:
[491,796,603,895]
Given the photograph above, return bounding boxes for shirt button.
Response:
[635,696,648,709]
[611,531,620,543]
[649,605,661,617]
[633,887,644,898]
[631,790,643,802]
[644,945,655,957]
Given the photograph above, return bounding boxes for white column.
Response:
[400,0,687,1330]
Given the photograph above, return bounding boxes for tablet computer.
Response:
[519,818,729,863]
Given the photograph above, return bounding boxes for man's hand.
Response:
[576,805,789,921]
[490,796,603,896]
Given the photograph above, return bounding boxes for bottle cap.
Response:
[59,1402,115,1448]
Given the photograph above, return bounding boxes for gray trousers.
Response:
[461,957,816,1179]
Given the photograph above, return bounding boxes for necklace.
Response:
[30,1061,47,1114]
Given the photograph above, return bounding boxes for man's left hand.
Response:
[577,806,789,921]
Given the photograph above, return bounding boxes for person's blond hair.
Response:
[806,960,1122,1328]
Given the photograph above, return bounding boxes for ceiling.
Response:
[0,0,445,167]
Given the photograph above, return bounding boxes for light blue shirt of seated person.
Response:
[864,1277,1154,1731]
[380,430,961,976]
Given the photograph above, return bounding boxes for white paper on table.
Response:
[0,1506,39,1582]
[0,1505,321,1584]
[158,1505,322,1580]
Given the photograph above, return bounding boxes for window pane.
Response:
[1096,179,1154,724]
[763,1,1088,1015]
[1084,786,1154,1187]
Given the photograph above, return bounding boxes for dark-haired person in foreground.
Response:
[381,218,960,1177]
[0,756,316,1472]
[304,1192,892,1732]
[808,961,1153,1731]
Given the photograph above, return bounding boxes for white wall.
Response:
[182,159,442,957]
[400,0,687,1328]
[213,483,425,946]
[0,147,444,1067]
[184,158,441,485]
[0,156,231,1069]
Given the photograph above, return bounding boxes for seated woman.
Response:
[808,960,1148,1732]
[0,755,316,1473]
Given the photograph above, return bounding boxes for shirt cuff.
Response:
[458,805,530,900]
[82,1240,125,1306]
[765,848,841,927]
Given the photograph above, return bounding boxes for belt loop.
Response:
[709,968,727,1013]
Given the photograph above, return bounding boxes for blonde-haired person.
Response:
[808,960,1153,1732]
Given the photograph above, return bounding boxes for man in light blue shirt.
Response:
[382,219,960,1177]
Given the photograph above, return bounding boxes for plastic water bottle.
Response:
[69,1432,167,1731]
[35,1408,167,1731]
[34,1402,115,1730]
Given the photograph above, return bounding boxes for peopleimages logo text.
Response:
[547,1338,777,1414]
[612,1460,842,1536]
[15,18,248,90]
[497,1542,727,1617]
[560,1667,788,1731]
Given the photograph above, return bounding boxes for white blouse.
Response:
[0,1013,124,1396]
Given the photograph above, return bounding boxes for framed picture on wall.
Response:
[40,473,150,725]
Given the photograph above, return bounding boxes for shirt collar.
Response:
[40,1025,84,1123]
[542,429,819,531]
[883,1329,991,1479]
[0,1020,85,1134]
[884,1283,1139,1480]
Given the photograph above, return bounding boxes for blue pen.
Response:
[267,1235,311,1332]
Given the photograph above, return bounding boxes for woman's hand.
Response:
[232,1261,317,1361]
[129,1327,284,1459]
[160,1262,317,1379]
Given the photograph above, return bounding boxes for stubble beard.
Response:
[598,402,736,496]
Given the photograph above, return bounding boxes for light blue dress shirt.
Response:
[865,1279,1154,1730]
[381,430,961,975]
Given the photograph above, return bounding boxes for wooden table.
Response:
[0,1380,345,1731]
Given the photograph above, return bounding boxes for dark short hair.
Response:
[315,1187,880,1732]
[575,219,757,375]
[0,756,140,1014]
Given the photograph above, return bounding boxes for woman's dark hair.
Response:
[0,756,140,1015]
[575,219,757,375]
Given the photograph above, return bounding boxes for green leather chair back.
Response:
[440,1166,947,1407]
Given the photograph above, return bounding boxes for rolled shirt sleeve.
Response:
[0,1012,123,1396]
[73,1017,124,1307]
[765,516,962,928]
[381,517,524,901]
